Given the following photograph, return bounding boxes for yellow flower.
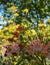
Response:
[18,55,20,58]
[8,6,18,12]
[6,36,10,39]
[22,8,28,13]
[0,15,3,18]
[0,30,2,33]
[7,20,13,23]
[38,23,43,27]
[26,30,30,34]
[24,29,36,39]
[21,23,28,28]
[13,13,19,17]
[16,24,20,28]
[14,62,18,65]
[14,56,17,59]
[14,37,17,41]
[0,34,4,38]
[9,29,13,32]
[2,27,8,31]
[7,24,17,33]
[11,6,18,11]
[2,39,6,43]
[23,30,30,38]
[43,24,46,27]
[3,35,7,39]
[0,45,2,48]
[48,19,50,23]
[38,23,46,27]
[31,30,37,35]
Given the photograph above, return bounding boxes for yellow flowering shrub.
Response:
[2,27,8,32]
[23,29,37,39]
[0,0,50,65]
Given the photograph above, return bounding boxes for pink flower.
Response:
[5,45,10,49]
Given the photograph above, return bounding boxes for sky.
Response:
[0,4,7,29]
[0,12,7,29]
